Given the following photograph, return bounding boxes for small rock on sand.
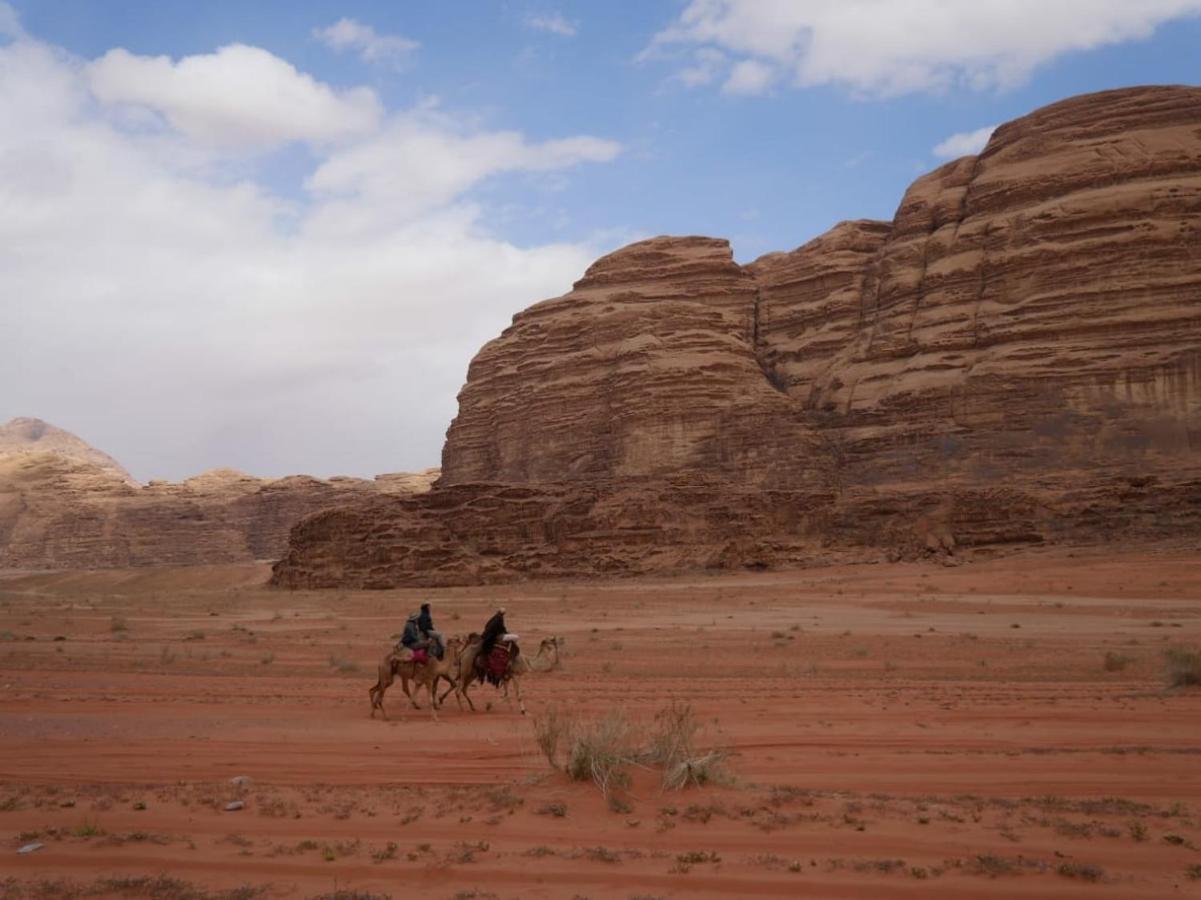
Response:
[18,842,44,854]
[224,800,245,811]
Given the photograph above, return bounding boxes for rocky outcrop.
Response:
[272,473,1201,588]
[0,419,438,569]
[0,418,136,484]
[273,86,1201,588]
[440,236,825,488]
[440,87,1201,492]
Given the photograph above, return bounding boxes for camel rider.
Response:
[401,602,445,659]
[479,607,508,658]
[476,606,513,683]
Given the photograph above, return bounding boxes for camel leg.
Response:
[438,676,466,711]
[402,673,422,710]
[369,682,383,719]
[370,663,395,719]
[432,672,451,711]
[426,679,440,720]
[457,678,478,712]
[508,674,526,716]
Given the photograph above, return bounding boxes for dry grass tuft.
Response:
[0,875,269,899]
[532,705,573,769]
[645,702,732,790]
[1056,862,1104,882]
[551,702,733,802]
[1165,646,1201,687]
[566,710,638,798]
[663,750,732,791]
[1102,651,1132,672]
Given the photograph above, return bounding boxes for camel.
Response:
[441,635,562,716]
[369,635,465,720]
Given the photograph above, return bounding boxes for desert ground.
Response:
[2,550,1200,898]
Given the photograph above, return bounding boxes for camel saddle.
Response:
[392,646,428,667]
[476,638,519,685]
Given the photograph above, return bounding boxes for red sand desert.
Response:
[3,549,1200,898]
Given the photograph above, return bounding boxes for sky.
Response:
[3,1,1199,482]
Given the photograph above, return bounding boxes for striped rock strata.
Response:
[272,86,1201,586]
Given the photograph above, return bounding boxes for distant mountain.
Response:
[0,417,438,569]
[0,417,135,484]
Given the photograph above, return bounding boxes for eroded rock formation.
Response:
[273,86,1201,588]
[0,418,437,569]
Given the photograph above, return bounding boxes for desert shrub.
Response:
[644,702,731,790]
[644,701,699,769]
[566,711,637,798]
[1165,646,1201,687]
[1103,652,1132,672]
[967,854,1023,877]
[556,703,733,800]
[677,850,720,865]
[1056,862,1104,882]
[663,751,732,791]
[532,705,573,768]
[110,616,128,633]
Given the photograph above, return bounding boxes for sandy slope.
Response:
[1,550,1199,898]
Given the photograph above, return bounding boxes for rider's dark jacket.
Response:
[479,611,507,657]
[401,615,423,648]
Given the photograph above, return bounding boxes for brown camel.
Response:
[441,635,562,716]
[369,635,464,719]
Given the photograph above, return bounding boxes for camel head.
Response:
[536,635,564,670]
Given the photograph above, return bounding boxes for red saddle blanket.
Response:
[410,648,428,665]
[487,644,510,678]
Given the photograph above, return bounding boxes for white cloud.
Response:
[313,18,419,66]
[652,0,1201,97]
[305,116,620,233]
[87,44,382,148]
[0,0,25,40]
[526,14,577,37]
[674,47,726,87]
[722,58,774,95]
[0,25,621,481]
[933,124,997,159]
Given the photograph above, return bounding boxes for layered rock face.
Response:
[441,237,825,488]
[275,86,1201,588]
[285,87,1201,586]
[0,419,437,569]
[273,470,1201,588]
[440,86,1201,493]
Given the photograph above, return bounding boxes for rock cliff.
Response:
[0,419,437,569]
[274,86,1201,588]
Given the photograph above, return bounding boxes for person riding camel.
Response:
[479,607,507,657]
[401,602,444,659]
[476,606,517,684]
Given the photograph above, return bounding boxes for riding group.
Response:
[368,603,558,719]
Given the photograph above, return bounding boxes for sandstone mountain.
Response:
[274,86,1201,588]
[0,419,437,569]
[0,417,136,484]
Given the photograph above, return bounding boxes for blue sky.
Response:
[3,1,1200,479]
